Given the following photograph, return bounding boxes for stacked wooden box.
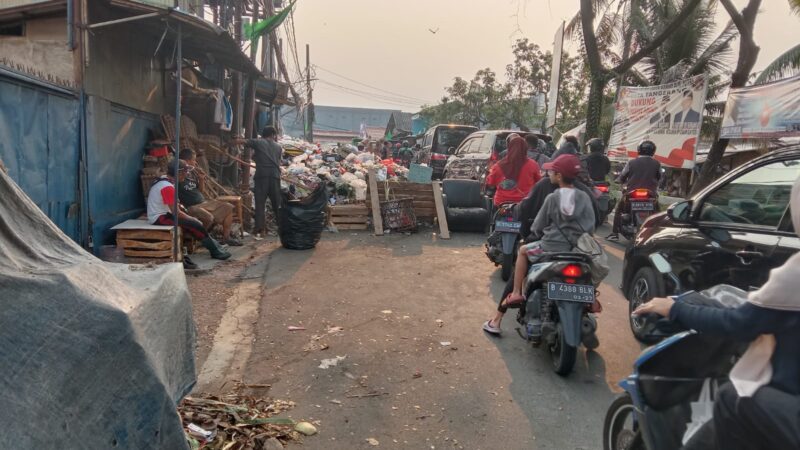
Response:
[113,220,183,262]
[329,203,369,230]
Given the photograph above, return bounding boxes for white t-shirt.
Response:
[147,178,176,224]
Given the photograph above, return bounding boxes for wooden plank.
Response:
[331,206,368,215]
[337,223,369,230]
[331,216,369,224]
[123,249,174,258]
[368,169,383,236]
[117,239,172,250]
[117,229,174,240]
[383,182,435,192]
[432,181,450,239]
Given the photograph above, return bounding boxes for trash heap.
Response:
[279,140,410,205]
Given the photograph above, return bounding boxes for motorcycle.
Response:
[485,202,521,281]
[594,181,613,222]
[603,253,749,450]
[619,188,659,240]
[515,252,602,376]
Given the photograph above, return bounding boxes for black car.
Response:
[622,146,800,342]
[421,124,478,179]
[442,130,552,182]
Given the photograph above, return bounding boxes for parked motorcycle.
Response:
[619,188,659,240]
[594,181,613,222]
[515,252,601,376]
[603,253,749,450]
[485,202,521,281]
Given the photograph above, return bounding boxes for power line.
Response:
[313,64,435,104]
[316,79,423,108]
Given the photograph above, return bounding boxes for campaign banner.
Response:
[720,75,800,139]
[608,75,707,169]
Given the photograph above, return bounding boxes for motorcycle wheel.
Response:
[501,252,513,281]
[627,267,663,344]
[550,322,577,376]
[603,393,644,450]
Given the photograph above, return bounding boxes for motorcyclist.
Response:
[525,134,549,168]
[634,177,800,450]
[398,140,414,167]
[483,154,596,335]
[582,138,611,182]
[606,140,661,241]
[485,135,542,207]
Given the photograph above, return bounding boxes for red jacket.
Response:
[486,159,541,206]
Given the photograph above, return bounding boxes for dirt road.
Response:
[201,227,641,449]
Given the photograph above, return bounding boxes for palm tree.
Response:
[753,0,800,83]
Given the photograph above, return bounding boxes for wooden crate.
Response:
[367,181,436,219]
[330,203,369,230]
[115,227,182,261]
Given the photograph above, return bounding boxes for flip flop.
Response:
[482,320,501,336]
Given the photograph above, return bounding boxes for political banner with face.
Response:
[720,75,800,139]
[608,75,707,169]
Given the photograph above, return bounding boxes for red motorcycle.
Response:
[620,188,658,240]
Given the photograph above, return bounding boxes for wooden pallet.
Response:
[330,204,369,230]
[115,227,182,261]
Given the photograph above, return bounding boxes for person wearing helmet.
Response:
[606,140,662,241]
[582,138,611,182]
[398,140,414,167]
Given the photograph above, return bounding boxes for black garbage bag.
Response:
[278,186,329,250]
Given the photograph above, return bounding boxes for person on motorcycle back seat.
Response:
[606,140,661,241]
[634,176,800,450]
[485,135,542,207]
[583,138,611,182]
[483,154,596,335]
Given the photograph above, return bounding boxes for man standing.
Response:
[233,126,283,237]
[381,141,391,160]
[398,140,414,167]
[178,149,241,246]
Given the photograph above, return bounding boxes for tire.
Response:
[501,252,513,281]
[627,267,663,344]
[550,322,577,376]
[603,393,644,450]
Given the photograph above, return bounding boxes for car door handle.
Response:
[736,250,763,265]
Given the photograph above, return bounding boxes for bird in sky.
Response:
[428,27,439,34]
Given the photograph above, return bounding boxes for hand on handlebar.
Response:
[633,297,675,318]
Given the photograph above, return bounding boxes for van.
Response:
[421,124,479,179]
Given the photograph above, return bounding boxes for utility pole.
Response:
[306,43,313,143]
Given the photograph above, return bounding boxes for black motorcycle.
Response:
[485,202,521,281]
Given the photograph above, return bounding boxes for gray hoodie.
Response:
[531,187,596,252]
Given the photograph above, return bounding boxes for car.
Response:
[622,146,800,342]
[421,124,478,179]
[442,130,552,183]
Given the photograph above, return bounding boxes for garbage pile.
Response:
[180,390,318,449]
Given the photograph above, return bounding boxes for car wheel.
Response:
[627,267,663,344]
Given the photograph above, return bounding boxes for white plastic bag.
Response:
[682,379,715,445]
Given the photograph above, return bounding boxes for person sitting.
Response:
[178,148,241,246]
[483,154,596,335]
[485,135,542,207]
[147,160,231,261]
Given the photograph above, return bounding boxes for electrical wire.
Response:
[316,79,423,105]
[313,64,434,104]
[316,79,423,108]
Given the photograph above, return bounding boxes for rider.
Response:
[606,140,661,241]
[582,138,611,182]
[635,176,800,450]
[483,154,596,335]
[525,134,549,168]
[398,140,414,167]
[485,135,542,207]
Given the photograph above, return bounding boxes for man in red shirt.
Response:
[485,135,542,206]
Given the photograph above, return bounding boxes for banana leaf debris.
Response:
[179,389,316,449]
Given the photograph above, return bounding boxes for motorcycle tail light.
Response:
[562,264,582,278]
[631,189,650,199]
[430,153,447,161]
[596,185,609,193]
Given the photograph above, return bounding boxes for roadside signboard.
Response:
[720,75,800,139]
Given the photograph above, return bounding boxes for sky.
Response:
[287,0,800,113]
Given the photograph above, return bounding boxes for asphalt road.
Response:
[238,225,642,449]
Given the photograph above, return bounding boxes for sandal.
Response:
[482,320,501,336]
[503,293,525,308]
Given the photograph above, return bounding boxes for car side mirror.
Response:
[667,200,692,223]
[447,146,456,155]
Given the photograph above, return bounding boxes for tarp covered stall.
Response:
[0,167,195,449]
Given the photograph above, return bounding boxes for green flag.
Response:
[244,0,297,41]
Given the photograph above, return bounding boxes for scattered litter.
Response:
[327,326,345,334]
[302,340,329,352]
[435,319,444,327]
[294,422,318,436]
[381,310,393,315]
[367,437,380,446]
[413,370,422,379]
[440,341,452,346]
[287,326,306,331]
[318,355,346,369]
[329,399,342,405]
[186,423,215,441]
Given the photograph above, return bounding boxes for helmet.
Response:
[638,140,657,156]
[402,140,409,146]
[586,138,605,153]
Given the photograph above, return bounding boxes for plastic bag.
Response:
[278,186,329,250]
[574,233,610,285]
[682,379,715,445]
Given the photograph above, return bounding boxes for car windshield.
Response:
[434,128,473,153]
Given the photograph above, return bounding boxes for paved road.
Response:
[235,225,641,449]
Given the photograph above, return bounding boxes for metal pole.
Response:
[172,21,182,262]
[306,43,313,143]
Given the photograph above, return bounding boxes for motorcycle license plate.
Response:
[495,220,521,232]
[630,201,654,211]
[547,282,595,303]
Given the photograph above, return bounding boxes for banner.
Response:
[720,75,800,139]
[608,75,707,169]
[545,22,565,129]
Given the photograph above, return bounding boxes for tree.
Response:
[753,0,800,83]
[691,0,762,194]
[577,0,703,139]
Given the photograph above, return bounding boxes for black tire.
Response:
[550,322,577,376]
[603,393,644,450]
[627,267,663,344]
[501,252,513,281]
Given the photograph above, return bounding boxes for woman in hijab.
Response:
[634,177,800,450]
[485,135,541,206]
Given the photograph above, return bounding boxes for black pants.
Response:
[709,383,800,450]
[254,175,282,234]
[611,196,625,234]
[155,213,208,240]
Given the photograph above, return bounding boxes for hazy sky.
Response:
[289,0,800,112]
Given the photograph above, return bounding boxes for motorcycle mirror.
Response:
[649,253,672,275]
